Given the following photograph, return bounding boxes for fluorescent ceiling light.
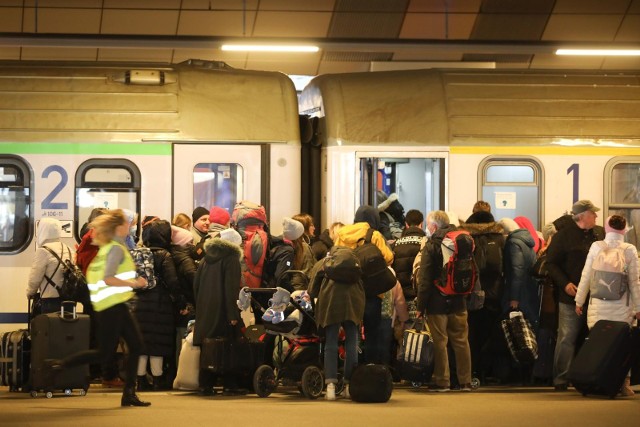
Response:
[556,49,640,56]
[221,44,319,53]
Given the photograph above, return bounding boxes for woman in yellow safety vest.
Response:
[47,209,150,407]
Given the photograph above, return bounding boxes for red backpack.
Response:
[436,230,477,296]
[231,201,269,288]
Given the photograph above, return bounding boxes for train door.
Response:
[172,144,263,218]
[357,152,446,229]
[478,157,543,229]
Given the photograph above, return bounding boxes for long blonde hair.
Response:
[91,209,127,246]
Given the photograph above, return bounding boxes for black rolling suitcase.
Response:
[398,319,434,387]
[30,302,90,398]
[568,320,640,398]
[0,329,30,391]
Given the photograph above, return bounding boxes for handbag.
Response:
[501,311,538,364]
[200,324,253,375]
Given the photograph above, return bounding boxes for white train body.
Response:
[0,61,301,332]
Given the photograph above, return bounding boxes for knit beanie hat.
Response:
[283,217,304,241]
[499,217,520,233]
[219,228,242,246]
[209,206,231,226]
[605,215,626,235]
[541,222,557,242]
[192,206,209,223]
[171,225,193,247]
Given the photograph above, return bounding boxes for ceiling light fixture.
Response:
[556,49,640,56]
[221,44,319,53]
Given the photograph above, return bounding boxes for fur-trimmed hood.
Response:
[203,237,243,263]
[461,221,504,236]
[378,193,398,211]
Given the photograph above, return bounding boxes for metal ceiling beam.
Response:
[1,33,640,55]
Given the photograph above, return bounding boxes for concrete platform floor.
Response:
[1,384,638,427]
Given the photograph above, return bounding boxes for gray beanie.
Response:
[283,217,304,241]
[542,222,557,242]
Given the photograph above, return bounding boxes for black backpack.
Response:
[322,245,361,283]
[43,245,87,302]
[353,228,396,297]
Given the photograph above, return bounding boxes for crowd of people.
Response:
[25,194,640,405]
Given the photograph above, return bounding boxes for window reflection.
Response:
[193,163,242,213]
[609,163,640,250]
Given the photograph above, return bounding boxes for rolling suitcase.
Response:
[30,301,90,398]
[568,320,640,398]
[0,329,30,391]
[398,319,434,386]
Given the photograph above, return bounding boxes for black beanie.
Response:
[192,206,209,223]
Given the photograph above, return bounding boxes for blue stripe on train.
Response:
[0,313,28,323]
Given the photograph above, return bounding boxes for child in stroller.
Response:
[237,272,344,399]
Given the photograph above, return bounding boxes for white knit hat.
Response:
[219,228,242,246]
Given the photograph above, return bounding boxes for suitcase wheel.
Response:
[64,389,72,396]
[45,391,53,399]
[80,389,87,396]
[471,377,481,390]
[30,390,38,398]
[411,381,423,388]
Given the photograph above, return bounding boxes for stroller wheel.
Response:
[253,365,276,398]
[301,366,324,400]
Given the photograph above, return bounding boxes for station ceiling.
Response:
[1,0,640,75]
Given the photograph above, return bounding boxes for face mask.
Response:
[130,225,137,235]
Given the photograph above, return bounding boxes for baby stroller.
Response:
[237,272,344,399]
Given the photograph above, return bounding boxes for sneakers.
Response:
[428,384,450,392]
[325,383,336,401]
[460,383,473,392]
[341,384,350,399]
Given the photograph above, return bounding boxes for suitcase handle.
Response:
[60,300,78,322]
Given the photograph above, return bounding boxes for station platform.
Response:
[1,383,638,427]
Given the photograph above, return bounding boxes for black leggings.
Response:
[62,303,143,388]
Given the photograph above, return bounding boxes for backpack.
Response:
[322,245,362,284]
[353,228,396,298]
[130,247,156,290]
[436,230,477,296]
[589,241,627,300]
[43,245,87,302]
[232,201,269,289]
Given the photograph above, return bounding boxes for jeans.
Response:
[553,302,586,386]
[363,296,382,363]
[323,321,358,384]
[427,312,472,387]
[376,318,393,366]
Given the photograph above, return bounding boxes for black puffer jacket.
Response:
[311,229,333,261]
[132,220,182,357]
[392,226,426,300]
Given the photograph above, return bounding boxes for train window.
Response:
[604,158,640,250]
[479,157,543,230]
[74,159,141,242]
[0,156,33,253]
[193,163,242,215]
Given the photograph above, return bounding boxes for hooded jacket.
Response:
[27,218,73,299]
[503,228,539,326]
[132,220,181,356]
[311,228,334,261]
[334,212,394,266]
[392,225,426,300]
[192,237,243,346]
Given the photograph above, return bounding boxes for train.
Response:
[2,62,640,332]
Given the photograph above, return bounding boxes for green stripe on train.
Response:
[0,143,171,155]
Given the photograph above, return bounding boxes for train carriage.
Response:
[299,69,640,246]
[0,60,302,332]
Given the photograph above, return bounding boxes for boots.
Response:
[152,376,163,391]
[136,375,150,392]
[620,377,635,397]
[121,387,151,407]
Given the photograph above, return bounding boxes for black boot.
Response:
[121,387,151,407]
[152,376,163,391]
[137,375,150,392]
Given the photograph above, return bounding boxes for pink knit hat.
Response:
[171,225,193,246]
[605,215,626,235]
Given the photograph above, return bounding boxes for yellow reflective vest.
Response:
[87,240,136,312]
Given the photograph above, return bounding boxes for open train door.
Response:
[172,143,264,220]
[356,151,447,231]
